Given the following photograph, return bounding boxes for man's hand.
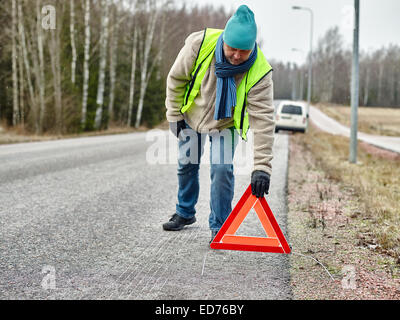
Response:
[251,170,270,198]
[169,120,187,139]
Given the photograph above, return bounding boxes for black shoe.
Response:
[209,230,219,244]
[162,213,196,231]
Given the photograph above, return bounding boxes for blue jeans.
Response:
[175,122,239,231]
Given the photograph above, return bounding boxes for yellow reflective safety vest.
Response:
[181,28,273,140]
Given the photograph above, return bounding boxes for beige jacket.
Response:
[165,30,275,175]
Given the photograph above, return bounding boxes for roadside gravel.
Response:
[287,132,400,299]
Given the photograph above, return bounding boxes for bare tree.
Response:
[155,2,169,81]
[376,49,385,105]
[70,0,77,85]
[12,0,19,126]
[312,27,343,103]
[36,0,46,133]
[107,1,119,124]
[135,0,159,128]
[361,53,370,106]
[81,0,91,127]
[386,45,398,106]
[127,26,138,127]
[49,19,63,133]
[17,17,25,126]
[94,0,110,129]
[18,0,38,132]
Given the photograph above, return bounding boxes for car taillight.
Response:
[302,117,306,124]
[276,115,280,121]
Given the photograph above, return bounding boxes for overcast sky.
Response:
[191,0,400,65]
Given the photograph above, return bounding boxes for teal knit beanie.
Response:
[223,5,257,50]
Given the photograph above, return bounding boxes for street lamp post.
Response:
[349,0,360,163]
[292,6,313,116]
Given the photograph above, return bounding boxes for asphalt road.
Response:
[0,130,291,300]
[309,105,400,154]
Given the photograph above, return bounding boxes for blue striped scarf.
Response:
[214,33,258,120]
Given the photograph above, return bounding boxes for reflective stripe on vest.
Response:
[181,28,272,140]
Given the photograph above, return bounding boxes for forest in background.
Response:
[0,0,231,134]
[273,26,400,108]
[1,1,399,136]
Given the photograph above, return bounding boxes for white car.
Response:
[274,101,308,133]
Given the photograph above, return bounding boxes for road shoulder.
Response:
[287,132,400,299]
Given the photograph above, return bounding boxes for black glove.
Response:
[169,120,187,139]
[251,170,270,198]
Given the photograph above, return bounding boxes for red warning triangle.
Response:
[210,184,291,254]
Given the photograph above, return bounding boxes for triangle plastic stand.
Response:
[210,184,291,254]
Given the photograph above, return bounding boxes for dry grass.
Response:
[303,125,400,257]
[315,103,400,137]
[288,130,400,299]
